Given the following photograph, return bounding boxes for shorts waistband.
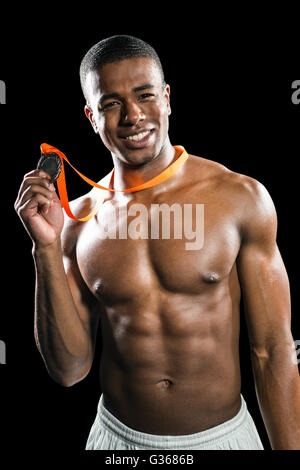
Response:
[97,395,248,449]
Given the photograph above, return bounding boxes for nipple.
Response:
[203,272,220,283]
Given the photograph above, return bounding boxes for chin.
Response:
[120,148,158,167]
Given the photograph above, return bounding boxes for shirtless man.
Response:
[15,35,300,450]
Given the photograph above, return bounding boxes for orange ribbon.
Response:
[40,143,189,222]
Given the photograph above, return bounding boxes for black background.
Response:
[1,17,299,455]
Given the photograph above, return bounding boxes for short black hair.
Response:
[79,35,165,103]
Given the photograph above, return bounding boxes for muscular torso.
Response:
[69,154,245,434]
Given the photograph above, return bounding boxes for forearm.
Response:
[33,241,92,386]
[252,342,300,450]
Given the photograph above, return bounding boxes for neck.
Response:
[111,138,177,191]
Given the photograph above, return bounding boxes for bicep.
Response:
[237,243,292,353]
[60,211,100,352]
[64,255,100,345]
[236,179,292,355]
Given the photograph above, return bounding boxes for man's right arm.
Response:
[15,169,99,387]
[33,240,99,386]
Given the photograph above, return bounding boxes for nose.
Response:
[121,101,146,126]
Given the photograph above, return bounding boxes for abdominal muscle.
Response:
[98,293,242,435]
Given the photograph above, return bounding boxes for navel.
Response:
[156,378,174,390]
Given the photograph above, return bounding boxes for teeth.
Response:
[126,130,150,141]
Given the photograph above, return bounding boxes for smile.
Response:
[121,128,155,149]
[125,130,151,141]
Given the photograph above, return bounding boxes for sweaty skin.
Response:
[15,57,300,447]
[63,154,244,435]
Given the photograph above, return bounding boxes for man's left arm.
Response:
[236,178,300,450]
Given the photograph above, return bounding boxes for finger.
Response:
[17,176,55,204]
[24,169,52,179]
[50,188,61,204]
[18,193,53,216]
[22,176,54,191]
[19,184,54,207]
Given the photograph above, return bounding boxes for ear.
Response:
[164,84,171,116]
[84,104,99,133]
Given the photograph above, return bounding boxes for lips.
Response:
[125,130,151,141]
[120,129,155,149]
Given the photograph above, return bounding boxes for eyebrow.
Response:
[133,84,154,92]
[99,84,155,105]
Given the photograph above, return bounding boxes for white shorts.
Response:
[85,394,264,450]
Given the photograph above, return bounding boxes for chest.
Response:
[76,188,241,302]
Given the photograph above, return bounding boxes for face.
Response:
[84,58,171,166]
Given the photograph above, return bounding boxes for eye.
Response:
[139,93,155,100]
[101,101,120,111]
